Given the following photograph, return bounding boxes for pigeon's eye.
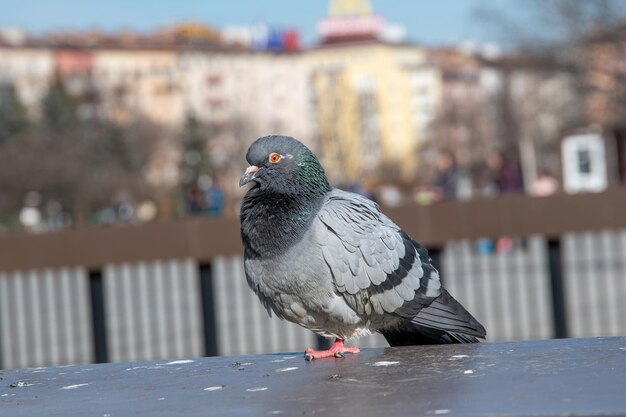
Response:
[269,153,282,164]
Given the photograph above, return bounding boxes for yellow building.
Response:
[306,0,441,183]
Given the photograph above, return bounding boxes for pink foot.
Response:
[304,338,360,360]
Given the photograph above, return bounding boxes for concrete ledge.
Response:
[1,337,625,417]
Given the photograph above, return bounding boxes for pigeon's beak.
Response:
[239,165,260,187]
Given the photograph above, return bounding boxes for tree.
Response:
[72,118,160,225]
[176,113,213,216]
[41,72,78,134]
[0,83,29,143]
[476,0,626,127]
[0,115,160,229]
[475,0,626,51]
[474,0,626,183]
[179,113,212,188]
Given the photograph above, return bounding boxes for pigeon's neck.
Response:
[240,190,327,259]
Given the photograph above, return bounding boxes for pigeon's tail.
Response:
[381,289,486,346]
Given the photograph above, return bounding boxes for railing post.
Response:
[198,262,218,356]
[88,268,109,363]
[547,239,568,338]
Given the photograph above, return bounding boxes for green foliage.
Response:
[0,83,30,143]
[0,114,159,227]
[179,113,212,187]
[41,72,78,134]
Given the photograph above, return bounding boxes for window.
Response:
[577,148,592,174]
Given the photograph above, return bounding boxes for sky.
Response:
[0,0,510,46]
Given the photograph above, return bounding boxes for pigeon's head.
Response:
[240,135,331,197]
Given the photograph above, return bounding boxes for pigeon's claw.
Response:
[303,339,360,360]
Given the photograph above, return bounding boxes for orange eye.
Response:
[269,152,282,164]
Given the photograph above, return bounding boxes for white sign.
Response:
[562,133,607,193]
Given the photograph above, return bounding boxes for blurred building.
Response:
[426,46,580,194]
[428,48,496,170]
[0,45,55,117]
[306,0,440,183]
[92,47,185,126]
[179,50,311,143]
[221,23,300,52]
[5,6,626,198]
[179,49,313,195]
[582,27,626,184]
[496,55,580,189]
[54,48,98,118]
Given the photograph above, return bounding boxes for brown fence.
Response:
[2,187,625,271]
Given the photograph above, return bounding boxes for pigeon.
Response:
[239,135,486,360]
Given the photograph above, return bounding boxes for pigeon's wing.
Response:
[314,189,442,316]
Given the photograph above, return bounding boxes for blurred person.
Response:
[485,153,524,254]
[204,181,226,217]
[495,236,515,253]
[186,185,205,214]
[19,191,42,231]
[198,174,226,217]
[434,148,459,200]
[477,238,495,255]
[470,162,499,198]
[488,151,524,194]
[530,169,559,197]
[41,200,71,231]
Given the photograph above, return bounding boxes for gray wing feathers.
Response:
[315,190,435,315]
[412,289,486,338]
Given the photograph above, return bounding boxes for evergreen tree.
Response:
[179,113,212,187]
[42,72,78,134]
[0,83,29,143]
[178,113,213,216]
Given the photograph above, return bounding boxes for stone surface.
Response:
[1,337,625,417]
